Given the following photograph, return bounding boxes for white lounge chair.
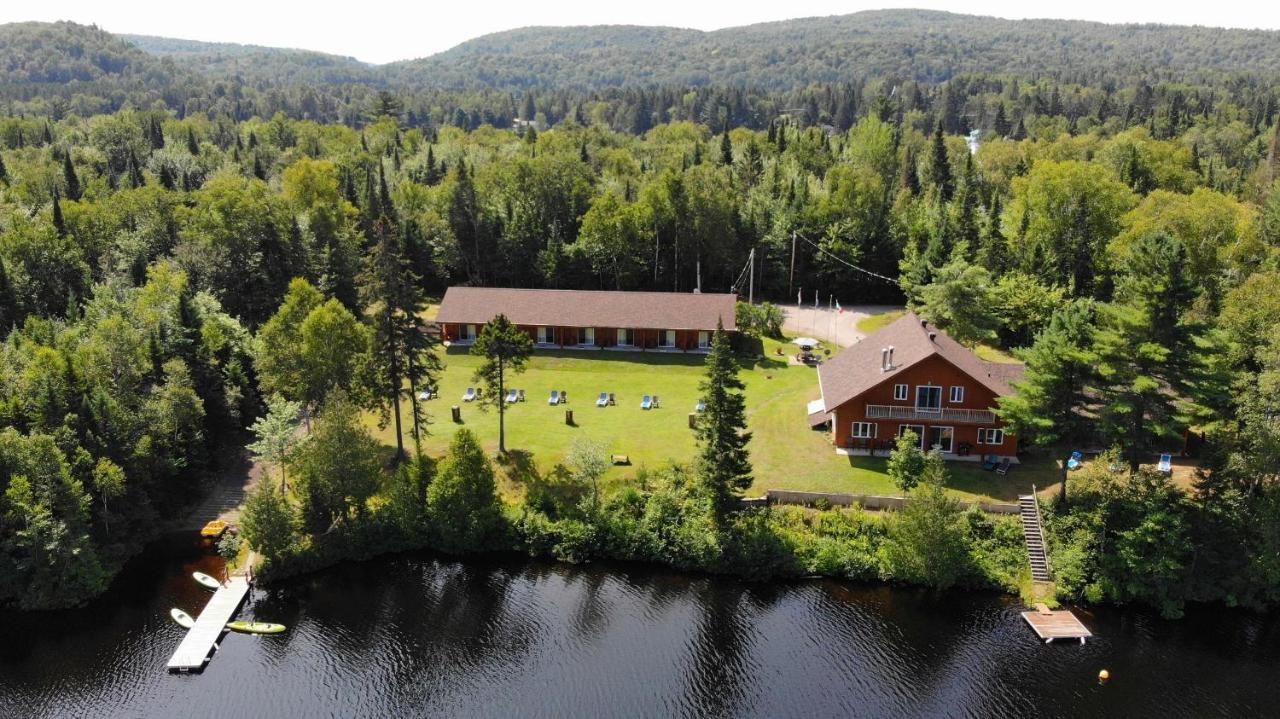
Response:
[548,390,559,405]
[596,392,608,407]
[695,400,706,413]
[1158,453,1173,473]
[462,387,477,402]
[641,394,652,410]
[418,388,434,401]
[506,389,519,404]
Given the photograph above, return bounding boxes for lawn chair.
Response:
[641,394,652,410]
[596,392,609,407]
[548,390,559,405]
[1067,450,1084,471]
[462,387,477,402]
[560,390,568,404]
[1158,453,1173,473]
[695,400,706,413]
[506,388,519,404]
[996,458,1011,475]
[651,395,661,408]
[981,455,999,471]
[518,389,526,402]
[418,388,434,401]
[608,392,616,406]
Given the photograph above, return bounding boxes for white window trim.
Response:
[978,428,1005,445]
[697,331,710,349]
[851,422,877,439]
[950,385,965,403]
[659,330,676,348]
[893,383,908,401]
[617,328,632,347]
[915,384,943,411]
[578,327,595,346]
[899,424,926,449]
[929,426,955,453]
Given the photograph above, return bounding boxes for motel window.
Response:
[537,326,550,344]
[660,330,676,348]
[978,428,1005,445]
[463,324,476,341]
[851,422,877,439]
[698,331,710,349]
[617,328,632,346]
[578,327,595,346]
[950,386,965,403]
[893,383,908,401]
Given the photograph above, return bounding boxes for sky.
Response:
[4,0,1280,64]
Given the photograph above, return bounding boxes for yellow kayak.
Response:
[226,621,286,635]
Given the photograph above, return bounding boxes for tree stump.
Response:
[451,405,461,423]
[688,413,698,429]
[565,409,574,426]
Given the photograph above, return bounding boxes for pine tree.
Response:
[158,163,176,190]
[993,103,1010,137]
[0,152,7,184]
[695,320,752,521]
[126,152,145,187]
[928,123,954,201]
[62,151,80,198]
[51,193,66,237]
[470,314,533,454]
[1011,117,1028,141]
[252,153,266,181]
[998,301,1096,502]
[187,127,200,155]
[720,129,733,165]
[0,258,16,331]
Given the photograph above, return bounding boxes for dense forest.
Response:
[1,12,1280,615]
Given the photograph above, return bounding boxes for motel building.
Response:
[809,311,1024,463]
[435,287,737,352]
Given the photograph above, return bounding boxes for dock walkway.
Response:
[167,576,250,672]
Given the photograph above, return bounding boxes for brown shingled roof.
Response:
[818,311,1022,411]
[435,287,737,331]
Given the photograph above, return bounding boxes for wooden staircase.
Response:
[1019,487,1052,582]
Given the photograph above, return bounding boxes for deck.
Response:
[1021,605,1092,644]
[167,576,250,672]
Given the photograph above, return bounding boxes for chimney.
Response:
[887,345,895,368]
[928,332,937,342]
[880,348,889,371]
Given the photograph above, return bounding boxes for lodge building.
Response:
[435,287,737,352]
[810,311,1023,462]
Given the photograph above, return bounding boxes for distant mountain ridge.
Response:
[5,10,1280,93]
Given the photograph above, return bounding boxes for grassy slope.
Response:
[370,325,1054,503]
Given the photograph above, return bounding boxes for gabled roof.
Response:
[818,311,1023,411]
[435,287,737,331]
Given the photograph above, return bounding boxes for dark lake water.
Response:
[3,536,1279,719]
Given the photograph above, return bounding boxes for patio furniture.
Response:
[611,454,630,465]
[596,392,609,407]
[608,392,616,406]
[506,389,519,404]
[548,390,560,405]
[996,458,1011,475]
[981,456,999,471]
[1158,453,1173,473]
[651,395,660,408]
[695,400,706,413]
[518,389,526,402]
[641,395,652,410]
[462,387,477,402]
[1067,451,1084,471]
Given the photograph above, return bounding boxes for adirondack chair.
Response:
[981,455,999,471]
[517,389,526,402]
[560,390,568,403]
[596,392,609,407]
[608,392,616,406]
[641,395,652,410]
[651,395,661,408]
[548,390,559,405]
[996,458,1011,475]
[506,389,519,404]
[462,387,477,402]
[1158,453,1173,473]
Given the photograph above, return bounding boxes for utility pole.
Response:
[748,248,755,305]
[788,230,797,299]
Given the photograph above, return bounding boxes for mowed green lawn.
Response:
[367,334,1053,503]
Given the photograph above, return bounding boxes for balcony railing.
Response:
[865,404,997,424]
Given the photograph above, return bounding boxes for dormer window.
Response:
[950,386,965,403]
[893,384,908,401]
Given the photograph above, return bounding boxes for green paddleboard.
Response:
[226,620,286,634]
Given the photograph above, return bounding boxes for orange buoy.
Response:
[1098,669,1111,684]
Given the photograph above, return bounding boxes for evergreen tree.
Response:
[0,258,16,330]
[186,127,199,155]
[998,301,1097,502]
[993,103,1010,137]
[62,153,80,201]
[695,320,752,521]
[427,428,503,551]
[51,193,66,237]
[0,152,7,184]
[470,314,533,454]
[126,152,145,188]
[1094,232,1210,471]
[928,123,954,201]
[720,129,733,165]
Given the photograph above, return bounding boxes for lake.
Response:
[2,535,1278,718]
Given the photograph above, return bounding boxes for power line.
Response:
[795,233,898,284]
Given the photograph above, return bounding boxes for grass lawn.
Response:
[856,310,905,335]
[370,329,1047,504]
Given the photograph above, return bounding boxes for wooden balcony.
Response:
[864,404,997,424]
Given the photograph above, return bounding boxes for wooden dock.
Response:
[167,576,249,672]
[1021,604,1092,644]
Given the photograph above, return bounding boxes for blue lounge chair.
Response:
[1067,450,1084,471]
[981,456,999,471]
[1158,453,1173,473]
[596,392,609,407]
[506,389,519,404]
[695,400,706,413]
[548,390,559,405]
[641,395,652,410]
[462,387,476,402]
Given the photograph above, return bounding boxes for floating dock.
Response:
[1021,604,1092,644]
[167,576,250,672]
